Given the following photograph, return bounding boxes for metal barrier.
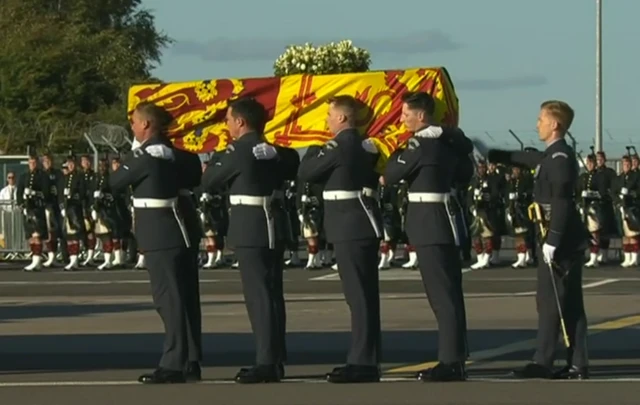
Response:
[0,202,29,259]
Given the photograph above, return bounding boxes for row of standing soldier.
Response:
[17,153,135,272]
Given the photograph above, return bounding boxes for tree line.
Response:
[0,0,170,154]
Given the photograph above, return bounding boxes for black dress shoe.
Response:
[553,365,589,380]
[325,365,380,383]
[138,368,186,384]
[185,362,202,381]
[509,363,553,379]
[235,365,281,384]
[416,362,466,382]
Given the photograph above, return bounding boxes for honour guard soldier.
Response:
[41,153,67,267]
[397,181,418,269]
[486,100,588,380]
[577,155,607,268]
[80,155,98,266]
[297,173,326,269]
[468,161,501,269]
[60,157,87,271]
[252,139,302,377]
[198,156,229,269]
[505,166,534,268]
[91,158,121,270]
[614,155,640,267]
[298,95,382,383]
[486,162,506,264]
[201,97,285,384]
[17,155,49,271]
[383,92,472,382]
[113,102,191,384]
[164,134,205,381]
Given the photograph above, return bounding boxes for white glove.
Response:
[200,193,212,202]
[91,210,98,221]
[472,208,477,216]
[508,192,517,200]
[581,190,588,197]
[414,126,443,139]
[542,243,556,265]
[61,209,66,217]
[621,187,629,195]
[22,209,27,216]
[93,191,103,198]
[298,214,304,224]
[131,138,142,150]
[252,143,278,160]
[361,138,379,154]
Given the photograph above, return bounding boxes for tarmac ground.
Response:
[1,260,640,405]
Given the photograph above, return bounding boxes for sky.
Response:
[144,0,639,156]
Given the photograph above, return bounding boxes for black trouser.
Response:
[183,246,202,363]
[145,246,190,371]
[333,239,381,366]
[533,248,588,368]
[415,244,468,363]
[235,246,286,365]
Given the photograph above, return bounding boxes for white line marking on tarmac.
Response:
[309,272,340,281]
[512,278,619,297]
[1,376,639,387]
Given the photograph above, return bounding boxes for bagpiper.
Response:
[504,165,534,268]
[613,155,640,267]
[16,154,49,271]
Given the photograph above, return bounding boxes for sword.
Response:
[527,203,571,349]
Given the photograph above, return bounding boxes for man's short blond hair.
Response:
[540,100,574,132]
[327,95,358,120]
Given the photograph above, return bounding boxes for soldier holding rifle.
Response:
[483,100,589,380]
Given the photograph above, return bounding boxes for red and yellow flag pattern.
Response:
[127,67,459,157]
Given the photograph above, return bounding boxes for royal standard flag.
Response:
[128,67,459,159]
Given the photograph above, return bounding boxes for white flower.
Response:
[273,39,371,76]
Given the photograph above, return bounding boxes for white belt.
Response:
[229,194,270,206]
[323,190,361,200]
[407,192,451,203]
[362,187,375,197]
[132,198,177,208]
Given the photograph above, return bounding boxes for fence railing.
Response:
[0,202,28,258]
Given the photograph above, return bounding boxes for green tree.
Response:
[0,0,171,153]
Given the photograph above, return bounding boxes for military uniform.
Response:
[594,163,618,262]
[60,168,87,271]
[110,137,191,384]
[297,176,326,269]
[42,165,66,267]
[170,145,204,380]
[91,168,122,270]
[263,144,301,370]
[283,180,302,266]
[16,168,49,271]
[298,127,382,383]
[198,151,229,269]
[377,183,403,269]
[489,138,589,379]
[202,131,284,384]
[577,166,609,267]
[613,167,640,267]
[384,126,472,382]
[81,167,97,265]
[505,170,534,268]
[468,168,503,269]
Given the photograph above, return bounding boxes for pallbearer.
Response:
[298,95,382,383]
[383,92,472,382]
